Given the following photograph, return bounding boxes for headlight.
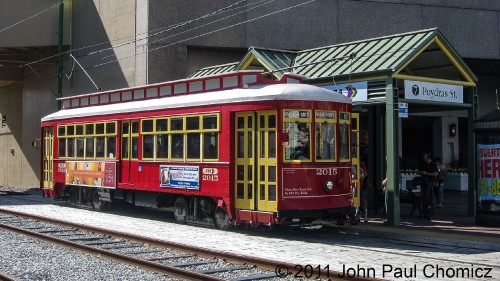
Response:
[325,180,334,191]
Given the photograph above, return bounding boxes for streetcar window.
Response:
[339,123,350,160]
[67,125,75,136]
[247,183,252,199]
[247,131,253,158]
[237,117,245,129]
[171,117,183,131]
[203,132,218,159]
[156,119,168,132]
[339,112,351,161]
[203,115,218,129]
[67,139,75,157]
[76,125,84,136]
[268,166,276,182]
[260,131,266,159]
[186,116,199,130]
[187,133,200,159]
[259,115,265,130]
[96,137,105,158]
[316,122,335,160]
[284,122,310,160]
[268,115,276,129]
[156,134,168,159]
[58,126,65,137]
[96,123,105,135]
[85,124,94,135]
[143,135,154,159]
[121,137,129,159]
[237,183,244,199]
[171,134,184,159]
[106,136,116,159]
[58,139,66,158]
[268,185,276,201]
[315,110,337,162]
[237,132,244,158]
[283,110,311,162]
[131,137,139,159]
[106,122,116,134]
[122,122,130,134]
[268,131,277,159]
[76,138,85,158]
[142,119,154,133]
[131,121,139,134]
[85,137,94,159]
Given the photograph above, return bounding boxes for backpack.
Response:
[437,164,447,181]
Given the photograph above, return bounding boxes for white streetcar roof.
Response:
[42,83,350,122]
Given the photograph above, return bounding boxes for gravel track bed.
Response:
[0,228,176,281]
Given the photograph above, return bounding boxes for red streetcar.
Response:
[41,71,355,229]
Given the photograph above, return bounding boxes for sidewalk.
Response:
[357,190,500,243]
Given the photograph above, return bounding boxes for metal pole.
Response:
[385,77,400,226]
[57,0,64,110]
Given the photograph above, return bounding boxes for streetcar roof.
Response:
[41,83,350,122]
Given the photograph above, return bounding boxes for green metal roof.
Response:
[296,29,444,78]
[188,28,477,85]
[236,47,297,77]
[189,62,238,78]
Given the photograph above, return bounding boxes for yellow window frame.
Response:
[315,110,338,162]
[282,109,312,163]
[338,111,351,162]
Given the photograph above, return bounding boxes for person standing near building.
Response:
[356,161,369,223]
[433,157,447,208]
[417,152,438,219]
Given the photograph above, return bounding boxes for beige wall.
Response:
[0,83,24,188]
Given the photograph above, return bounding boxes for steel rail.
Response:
[0,208,385,281]
[0,219,222,281]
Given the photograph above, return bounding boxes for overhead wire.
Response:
[0,0,63,34]
[98,0,276,61]
[23,0,260,67]
[94,0,317,68]
[21,0,302,80]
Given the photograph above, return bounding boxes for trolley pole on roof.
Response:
[57,0,64,110]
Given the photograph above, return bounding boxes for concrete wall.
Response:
[69,0,137,94]
[0,0,71,47]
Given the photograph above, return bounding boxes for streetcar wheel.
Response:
[92,189,106,211]
[213,206,231,230]
[173,197,189,224]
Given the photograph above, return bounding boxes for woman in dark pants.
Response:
[417,152,438,219]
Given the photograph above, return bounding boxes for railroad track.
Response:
[0,209,382,281]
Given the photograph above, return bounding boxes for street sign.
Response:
[399,102,408,118]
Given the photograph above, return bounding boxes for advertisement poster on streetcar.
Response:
[478,144,500,201]
[160,165,199,190]
[65,161,116,188]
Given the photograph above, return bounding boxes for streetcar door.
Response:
[120,120,139,184]
[42,127,54,189]
[234,111,277,212]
